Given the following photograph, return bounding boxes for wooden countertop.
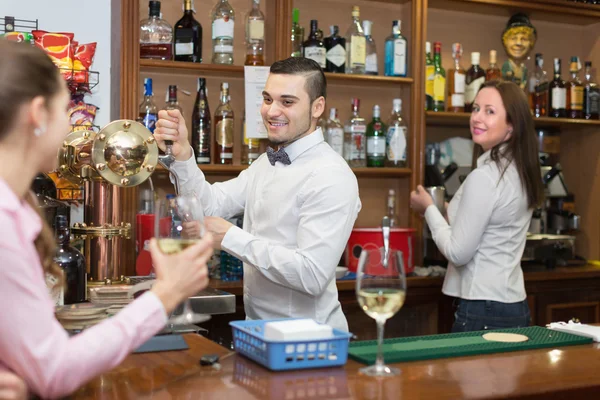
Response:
[210,265,600,295]
[71,333,600,399]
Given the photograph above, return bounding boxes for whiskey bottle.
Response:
[343,98,366,167]
[549,58,567,118]
[464,52,486,112]
[54,215,86,305]
[191,78,211,164]
[530,53,549,118]
[432,42,446,112]
[211,0,235,65]
[486,50,502,81]
[447,43,466,113]
[140,1,173,60]
[345,6,366,74]
[324,25,346,73]
[244,0,265,66]
[139,78,158,133]
[214,82,234,164]
[303,20,326,69]
[366,105,386,168]
[425,41,434,111]
[583,61,600,120]
[385,98,407,168]
[174,0,203,63]
[566,56,583,119]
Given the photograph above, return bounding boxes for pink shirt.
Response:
[0,179,167,399]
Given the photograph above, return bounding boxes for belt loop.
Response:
[485,300,492,312]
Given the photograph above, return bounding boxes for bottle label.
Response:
[175,28,194,55]
[465,76,485,105]
[350,36,366,68]
[585,89,600,114]
[345,125,366,161]
[454,71,466,93]
[216,118,234,147]
[426,65,435,99]
[386,126,407,162]
[569,86,583,111]
[367,136,386,155]
[175,42,194,56]
[304,47,326,68]
[393,38,407,76]
[196,156,210,163]
[212,18,234,39]
[326,127,344,156]
[142,113,157,133]
[326,44,346,67]
[214,44,234,53]
[552,87,567,109]
[366,53,378,74]
[249,20,265,40]
[220,152,233,159]
[433,75,446,102]
[451,94,465,107]
[46,271,64,306]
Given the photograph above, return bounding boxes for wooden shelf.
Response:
[140,59,412,86]
[426,111,600,130]
[428,0,600,24]
[156,164,411,178]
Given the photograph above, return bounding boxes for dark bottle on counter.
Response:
[324,25,346,73]
[139,78,158,133]
[583,61,600,120]
[549,58,567,118]
[303,20,326,69]
[174,0,203,63]
[54,215,86,305]
[192,78,211,164]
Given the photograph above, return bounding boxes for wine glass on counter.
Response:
[155,191,209,325]
[356,231,407,377]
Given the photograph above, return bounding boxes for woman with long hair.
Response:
[411,80,544,332]
[0,40,213,398]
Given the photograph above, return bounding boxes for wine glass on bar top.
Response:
[154,191,210,325]
[356,247,407,376]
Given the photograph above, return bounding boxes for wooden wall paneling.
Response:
[274,0,293,60]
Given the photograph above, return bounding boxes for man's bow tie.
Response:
[266,146,291,166]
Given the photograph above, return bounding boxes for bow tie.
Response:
[266,146,291,166]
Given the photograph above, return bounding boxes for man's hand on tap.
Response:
[154,109,192,161]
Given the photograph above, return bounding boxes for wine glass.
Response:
[356,248,407,377]
[154,191,210,325]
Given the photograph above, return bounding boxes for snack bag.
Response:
[32,30,75,80]
[73,42,97,84]
[1,31,34,43]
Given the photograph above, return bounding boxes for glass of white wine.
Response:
[356,249,407,377]
[155,192,210,325]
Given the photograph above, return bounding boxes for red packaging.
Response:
[345,228,416,275]
[32,30,75,80]
[135,214,171,276]
[73,42,96,84]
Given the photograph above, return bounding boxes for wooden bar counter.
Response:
[70,332,600,399]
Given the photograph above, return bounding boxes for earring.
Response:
[34,128,42,137]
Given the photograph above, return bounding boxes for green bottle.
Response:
[366,105,387,168]
[425,41,434,110]
[432,41,446,112]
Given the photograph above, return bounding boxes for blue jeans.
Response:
[451,298,531,333]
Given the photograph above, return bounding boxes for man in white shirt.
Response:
[154,58,361,331]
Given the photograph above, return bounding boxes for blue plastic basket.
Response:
[229,319,352,371]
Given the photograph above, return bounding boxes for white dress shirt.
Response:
[171,128,361,331]
[425,149,532,303]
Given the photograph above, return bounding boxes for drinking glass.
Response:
[155,192,209,325]
[356,249,407,376]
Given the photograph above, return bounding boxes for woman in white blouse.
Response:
[410,80,544,332]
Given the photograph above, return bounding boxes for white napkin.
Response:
[547,321,600,342]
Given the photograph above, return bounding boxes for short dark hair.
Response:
[269,57,327,104]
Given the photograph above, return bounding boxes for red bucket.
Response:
[345,228,415,274]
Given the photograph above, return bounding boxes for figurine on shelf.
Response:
[501,13,537,90]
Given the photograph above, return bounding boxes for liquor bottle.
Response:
[549,58,567,118]
[363,20,378,75]
[174,0,203,62]
[165,85,183,114]
[211,0,235,65]
[529,53,549,118]
[385,98,407,168]
[140,1,173,60]
[432,42,446,112]
[425,41,434,111]
[464,52,486,112]
[54,215,86,305]
[303,20,326,69]
[324,25,346,73]
[191,78,211,164]
[386,189,399,227]
[290,8,303,57]
[384,20,407,77]
[241,110,261,165]
[566,56,583,119]
[245,0,265,66]
[325,108,344,157]
[343,98,366,167]
[366,105,386,168]
[345,6,366,74]
[214,82,234,164]
[139,78,158,133]
[447,43,466,113]
[583,61,600,120]
[486,50,502,81]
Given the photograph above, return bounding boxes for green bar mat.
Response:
[348,326,593,365]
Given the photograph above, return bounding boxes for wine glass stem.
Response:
[376,318,386,370]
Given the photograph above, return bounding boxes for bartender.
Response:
[154,57,361,332]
